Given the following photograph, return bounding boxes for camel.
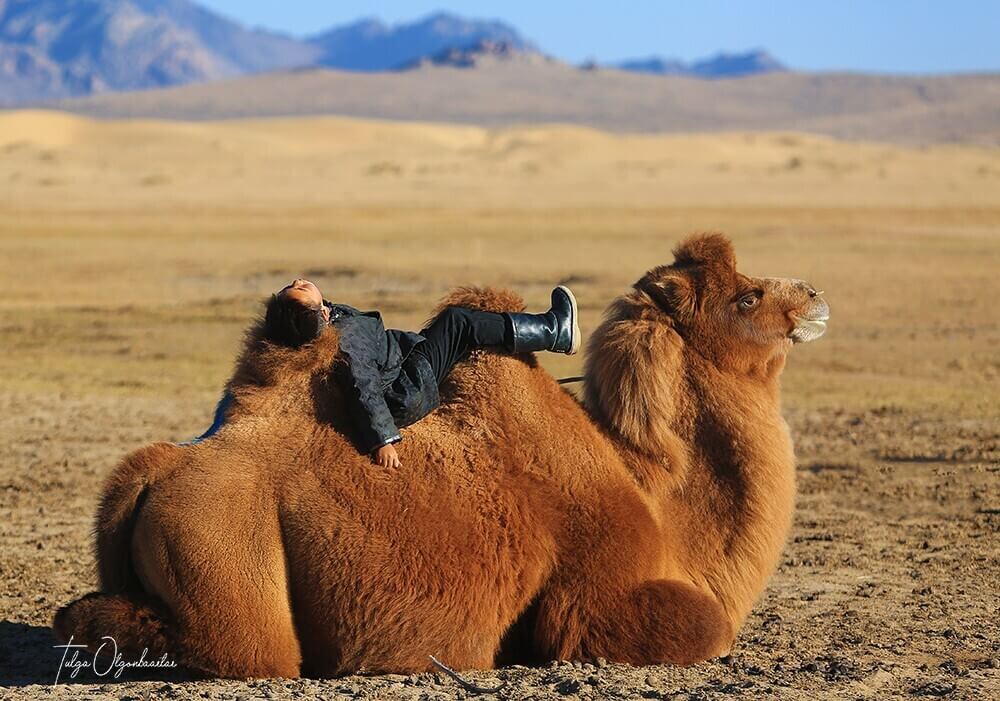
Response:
[54,233,829,678]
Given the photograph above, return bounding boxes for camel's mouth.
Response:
[790,313,829,343]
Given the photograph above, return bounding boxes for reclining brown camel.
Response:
[54,233,829,678]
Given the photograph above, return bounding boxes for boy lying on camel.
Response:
[195,279,580,467]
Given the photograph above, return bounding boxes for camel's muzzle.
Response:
[789,297,830,343]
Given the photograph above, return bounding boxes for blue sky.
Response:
[198,0,999,74]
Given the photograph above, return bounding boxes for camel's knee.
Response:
[169,597,301,678]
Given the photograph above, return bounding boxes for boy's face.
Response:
[279,279,329,321]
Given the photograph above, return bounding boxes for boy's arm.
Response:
[337,322,401,455]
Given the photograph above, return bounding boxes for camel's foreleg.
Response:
[534,577,731,666]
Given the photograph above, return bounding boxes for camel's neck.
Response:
[581,296,797,627]
[616,357,797,628]
[613,353,790,483]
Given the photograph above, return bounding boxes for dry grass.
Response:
[2,111,997,436]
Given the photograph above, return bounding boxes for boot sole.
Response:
[556,285,582,355]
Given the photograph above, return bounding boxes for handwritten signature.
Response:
[53,635,177,685]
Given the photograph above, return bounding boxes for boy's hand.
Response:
[373,443,401,468]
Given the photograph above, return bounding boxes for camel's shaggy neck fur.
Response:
[584,286,795,631]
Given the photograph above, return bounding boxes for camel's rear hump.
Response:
[429,286,526,321]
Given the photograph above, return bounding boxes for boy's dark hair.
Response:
[263,294,325,347]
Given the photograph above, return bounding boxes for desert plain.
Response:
[0,110,998,699]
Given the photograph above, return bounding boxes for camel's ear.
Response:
[636,269,695,325]
[672,232,736,272]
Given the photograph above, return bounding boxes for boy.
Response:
[197,279,580,468]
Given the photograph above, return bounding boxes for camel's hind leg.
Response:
[130,486,302,678]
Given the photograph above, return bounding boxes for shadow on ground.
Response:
[0,619,191,688]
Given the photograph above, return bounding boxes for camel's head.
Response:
[635,233,829,372]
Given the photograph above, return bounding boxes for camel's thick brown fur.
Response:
[54,233,827,677]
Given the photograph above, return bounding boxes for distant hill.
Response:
[689,50,786,78]
[399,39,555,70]
[615,50,785,78]
[310,13,533,71]
[615,57,687,75]
[54,62,1000,145]
[0,0,318,103]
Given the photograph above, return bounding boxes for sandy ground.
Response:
[1,112,998,699]
[1,395,998,699]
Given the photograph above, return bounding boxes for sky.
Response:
[196,0,1000,74]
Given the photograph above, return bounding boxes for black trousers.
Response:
[410,307,511,385]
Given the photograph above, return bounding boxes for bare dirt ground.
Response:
[1,112,998,699]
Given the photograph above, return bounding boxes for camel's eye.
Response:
[738,293,760,311]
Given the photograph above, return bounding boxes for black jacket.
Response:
[325,302,440,453]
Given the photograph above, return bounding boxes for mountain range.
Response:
[0,0,785,105]
[615,50,785,78]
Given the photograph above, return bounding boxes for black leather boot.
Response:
[504,286,581,355]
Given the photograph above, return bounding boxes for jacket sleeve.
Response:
[336,318,401,454]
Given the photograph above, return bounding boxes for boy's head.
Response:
[263,279,330,347]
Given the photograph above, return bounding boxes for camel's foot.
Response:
[54,591,172,659]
